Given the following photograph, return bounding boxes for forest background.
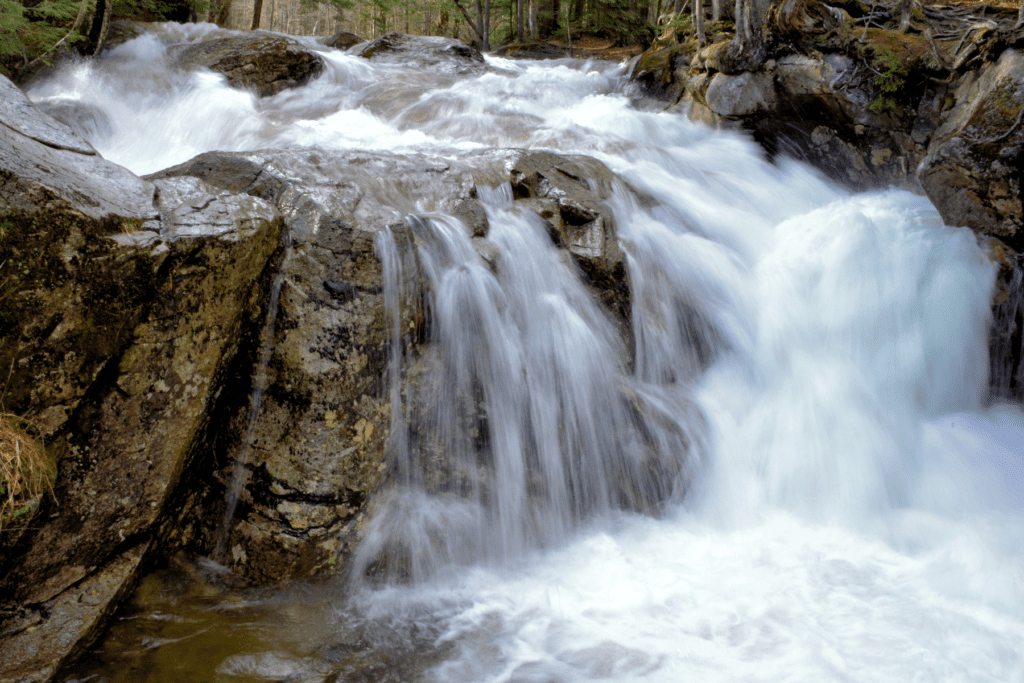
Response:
[0,0,669,78]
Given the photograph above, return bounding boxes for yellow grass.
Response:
[0,414,54,529]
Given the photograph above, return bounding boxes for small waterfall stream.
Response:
[28,23,1024,683]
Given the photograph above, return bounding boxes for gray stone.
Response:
[170,32,325,98]
[0,77,97,156]
[919,49,1024,244]
[704,71,777,118]
[0,81,155,222]
[354,32,485,74]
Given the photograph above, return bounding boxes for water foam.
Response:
[29,26,1024,682]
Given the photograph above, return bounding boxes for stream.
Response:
[28,22,1024,683]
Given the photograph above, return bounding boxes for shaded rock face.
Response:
[490,41,575,60]
[1,48,636,677]
[919,48,1024,248]
[322,30,364,51]
[170,32,325,97]
[146,146,631,583]
[354,32,486,74]
[0,75,282,683]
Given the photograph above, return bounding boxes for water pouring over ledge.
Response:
[29,24,1024,682]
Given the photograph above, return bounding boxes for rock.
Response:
[704,71,778,118]
[33,99,114,144]
[0,543,149,683]
[170,32,325,98]
[506,150,629,324]
[0,78,97,155]
[153,175,279,240]
[146,146,633,582]
[491,41,573,60]
[0,74,283,682]
[322,30,364,51]
[919,48,1024,248]
[0,77,154,222]
[354,32,485,74]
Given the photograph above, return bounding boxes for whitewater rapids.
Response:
[30,23,1024,683]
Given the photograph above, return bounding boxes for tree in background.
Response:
[1,0,208,78]
[1,0,89,75]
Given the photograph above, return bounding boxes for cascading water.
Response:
[30,23,1024,682]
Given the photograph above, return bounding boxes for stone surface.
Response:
[0,75,283,682]
[322,30,364,51]
[0,77,97,156]
[0,543,149,683]
[919,48,1024,248]
[354,32,485,74]
[0,79,155,222]
[704,71,778,118]
[170,32,325,98]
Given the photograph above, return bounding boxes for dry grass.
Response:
[0,414,54,529]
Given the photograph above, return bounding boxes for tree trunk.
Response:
[88,0,111,54]
[483,0,491,49]
[476,0,485,42]
[721,0,768,73]
[898,0,914,33]
[693,0,706,47]
[251,0,264,29]
[712,0,723,21]
[529,0,538,38]
[517,0,525,40]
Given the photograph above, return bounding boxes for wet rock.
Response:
[919,48,1024,248]
[704,71,778,118]
[0,78,97,156]
[452,198,489,237]
[33,99,114,144]
[354,32,485,74]
[147,146,633,582]
[322,30,364,51]
[0,543,149,683]
[0,77,154,221]
[491,41,573,60]
[170,32,325,98]
[0,75,283,682]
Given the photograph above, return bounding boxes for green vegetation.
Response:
[868,47,906,112]
[0,0,209,79]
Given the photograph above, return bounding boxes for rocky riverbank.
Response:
[629,1,1024,398]
[0,30,633,682]
[2,18,1022,681]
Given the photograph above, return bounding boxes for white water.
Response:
[30,24,1024,682]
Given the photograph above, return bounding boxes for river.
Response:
[29,23,1024,683]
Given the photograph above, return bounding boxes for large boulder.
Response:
[170,32,325,97]
[354,32,485,74]
[0,75,282,683]
[145,146,632,582]
[919,48,1024,249]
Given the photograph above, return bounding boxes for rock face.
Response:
[0,40,649,678]
[0,75,283,683]
[170,32,325,97]
[145,146,630,583]
[918,48,1024,247]
[322,30,364,51]
[354,31,486,74]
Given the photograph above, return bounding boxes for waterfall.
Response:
[355,192,700,584]
[29,25,1024,683]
